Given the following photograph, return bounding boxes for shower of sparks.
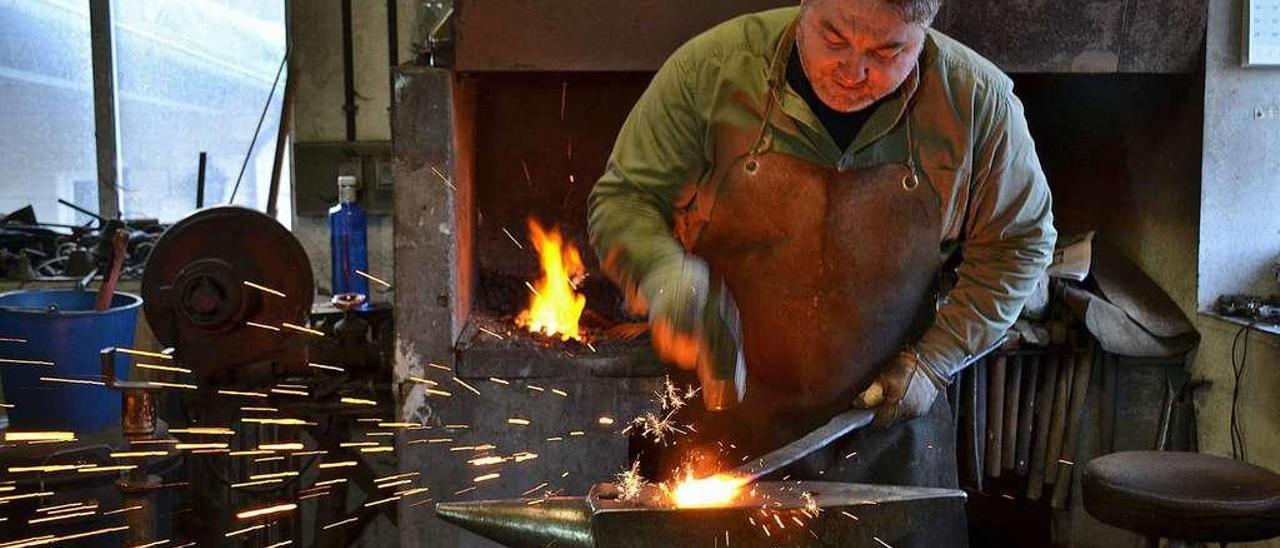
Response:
[175,440,227,450]
[467,456,506,466]
[375,472,420,484]
[615,460,647,501]
[229,450,274,457]
[224,524,266,538]
[235,503,297,520]
[428,362,452,372]
[313,478,348,488]
[408,376,438,386]
[363,495,400,507]
[146,381,198,390]
[110,451,169,458]
[245,321,280,332]
[39,376,104,386]
[0,337,25,343]
[170,427,234,435]
[377,422,422,428]
[502,227,525,249]
[425,388,453,397]
[488,377,509,385]
[264,542,293,548]
[242,406,277,412]
[360,446,394,454]
[243,281,286,298]
[477,327,505,340]
[521,482,549,496]
[355,269,392,288]
[231,479,282,489]
[218,390,268,398]
[802,492,822,516]
[258,442,304,451]
[5,432,74,442]
[521,161,532,185]
[3,525,129,547]
[248,471,300,481]
[134,362,192,374]
[430,165,456,190]
[0,358,53,366]
[527,384,545,392]
[0,491,54,504]
[28,510,96,524]
[597,416,615,426]
[340,397,377,406]
[546,436,563,442]
[874,537,893,547]
[473,473,501,483]
[568,430,584,436]
[318,461,358,470]
[507,418,531,426]
[281,322,325,336]
[630,411,684,445]
[115,347,173,360]
[451,377,481,396]
[513,452,538,463]
[322,517,359,530]
[551,388,568,397]
[242,418,314,426]
[308,362,344,372]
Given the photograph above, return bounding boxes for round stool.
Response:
[1082,451,1280,547]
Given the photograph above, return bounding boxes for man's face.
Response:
[795,0,927,112]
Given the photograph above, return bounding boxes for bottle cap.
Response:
[338,175,358,188]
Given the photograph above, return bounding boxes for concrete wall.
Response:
[290,0,430,296]
[1196,6,1280,547]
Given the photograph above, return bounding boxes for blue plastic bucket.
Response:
[0,290,142,432]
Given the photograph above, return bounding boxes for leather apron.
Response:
[645,28,959,493]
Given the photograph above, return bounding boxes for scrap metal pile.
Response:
[0,203,165,282]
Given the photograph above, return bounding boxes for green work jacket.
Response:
[587,7,1057,378]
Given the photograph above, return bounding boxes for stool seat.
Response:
[1082,451,1280,543]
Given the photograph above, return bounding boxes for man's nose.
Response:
[836,58,868,86]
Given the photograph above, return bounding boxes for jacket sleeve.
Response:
[587,44,708,311]
[914,89,1057,379]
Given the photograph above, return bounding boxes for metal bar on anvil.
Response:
[436,481,968,548]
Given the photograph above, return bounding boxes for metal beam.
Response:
[89,0,122,220]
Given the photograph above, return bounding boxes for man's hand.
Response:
[853,350,946,427]
[640,255,745,409]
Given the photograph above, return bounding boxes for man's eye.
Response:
[824,33,845,48]
[875,47,903,59]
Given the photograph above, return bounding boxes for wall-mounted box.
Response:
[293,141,393,216]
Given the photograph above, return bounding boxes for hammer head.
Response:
[698,278,746,411]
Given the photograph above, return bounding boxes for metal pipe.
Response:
[196,152,207,209]
[89,0,122,221]
[340,0,357,141]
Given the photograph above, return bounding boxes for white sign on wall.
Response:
[1245,0,1280,66]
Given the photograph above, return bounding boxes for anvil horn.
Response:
[435,497,593,548]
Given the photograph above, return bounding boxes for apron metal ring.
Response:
[902,172,920,191]
[744,159,761,176]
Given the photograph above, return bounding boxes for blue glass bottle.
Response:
[330,175,372,310]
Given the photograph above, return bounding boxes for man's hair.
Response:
[886,0,942,25]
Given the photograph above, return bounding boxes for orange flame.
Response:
[515,219,586,341]
[665,470,747,508]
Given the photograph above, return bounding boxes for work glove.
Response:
[853,349,947,428]
[639,255,746,410]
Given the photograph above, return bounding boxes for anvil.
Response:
[436,481,967,547]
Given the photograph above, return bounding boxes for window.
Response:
[0,0,290,226]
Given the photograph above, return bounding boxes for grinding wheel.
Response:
[142,207,314,383]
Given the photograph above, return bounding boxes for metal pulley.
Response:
[141,207,314,383]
